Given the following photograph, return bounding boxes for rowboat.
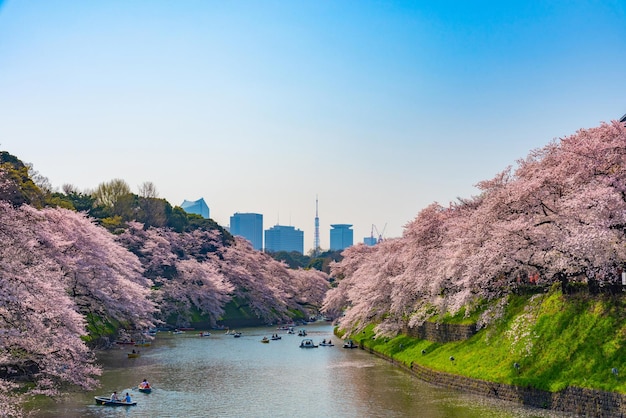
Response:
[94,396,136,406]
[138,387,152,394]
[127,352,140,358]
[299,338,318,348]
[343,339,358,349]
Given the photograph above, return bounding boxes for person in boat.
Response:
[110,391,119,401]
[328,339,332,345]
[140,379,151,389]
[322,339,326,344]
[124,392,132,403]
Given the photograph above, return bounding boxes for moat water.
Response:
[31,323,568,417]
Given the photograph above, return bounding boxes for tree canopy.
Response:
[323,121,626,337]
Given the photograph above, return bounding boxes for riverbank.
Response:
[339,287,626,417]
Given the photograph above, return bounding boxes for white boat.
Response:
[299,338,318,348]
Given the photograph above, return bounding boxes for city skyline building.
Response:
[230,212,263,251]
[264,224,304,254]
[363,236,377,246]
[330,224,354,251]
[180,198,210,219]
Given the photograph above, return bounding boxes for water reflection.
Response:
[30,324,569,418]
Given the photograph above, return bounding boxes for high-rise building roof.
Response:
[180,198,210,219]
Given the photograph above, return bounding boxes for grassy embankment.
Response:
[346,285,626,394]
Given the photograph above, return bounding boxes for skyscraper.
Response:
[264,225,304,254]
[180,198,210,219]
[330,224,353,251]
[230,212,263,251]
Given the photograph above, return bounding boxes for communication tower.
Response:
[314,195,320,256]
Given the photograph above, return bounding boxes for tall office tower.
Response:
[264,225,304,254]
[180,198,210,219]
[314,196,320,255]
[230,212,263,251]
[330,224,354,251]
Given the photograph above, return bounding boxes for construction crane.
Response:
[370,223,387,244]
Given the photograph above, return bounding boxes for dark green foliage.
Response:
[268,249,343,273]
[0,151,46,207]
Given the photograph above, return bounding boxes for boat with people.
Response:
[270,334,282,340]
[261,336,270,343]
[198,331,211,337]
[233,332,242,338]
[343,339,358,349]
[94,396,136,406]
[299,338,318,348]
[297,329,307,336]
[138,379,152,393]
[319,339,334,347]
[127,351,140,358]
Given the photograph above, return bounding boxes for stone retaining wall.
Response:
[403,322,477,342]
[363,346,626,417]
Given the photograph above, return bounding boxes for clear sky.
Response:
[1,1,625,252]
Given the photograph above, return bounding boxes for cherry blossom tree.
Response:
[117,224,330,327]
[325,120,626,337]
[31,206,156,331]
[0,201,101,417]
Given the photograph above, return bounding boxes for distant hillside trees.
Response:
[324,121,626,337]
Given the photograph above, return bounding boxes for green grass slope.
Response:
[350,286,626,394]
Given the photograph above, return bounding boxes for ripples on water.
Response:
[31,323,571,418]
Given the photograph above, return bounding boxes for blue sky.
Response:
[1,1,625,251]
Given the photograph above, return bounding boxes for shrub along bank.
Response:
[342,286,626,414]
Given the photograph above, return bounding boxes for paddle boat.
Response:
[261,336,270,343]
[198,331,211,337]
[94,396,136,406]
[299,338,318,348]
[297,329,307,337]
[270,334,282,340]
[233,332,242,338]
[319,339,334,347]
